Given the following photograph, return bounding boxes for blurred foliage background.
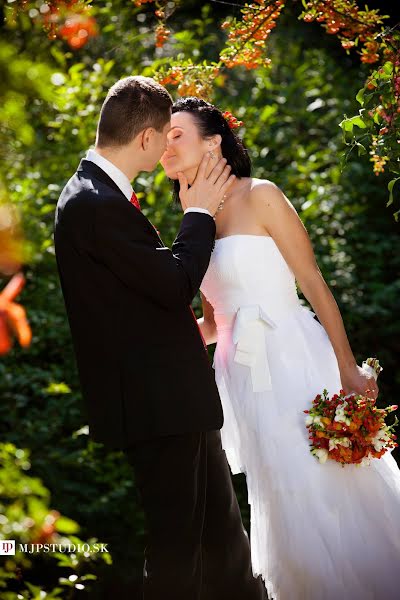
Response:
[0,0,399,597]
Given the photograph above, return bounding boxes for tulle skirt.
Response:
[213,305,400,600]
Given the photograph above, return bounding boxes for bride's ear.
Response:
[207,134,222,152]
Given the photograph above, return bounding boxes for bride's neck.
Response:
[184,153,225,186]
[185,167,198,187]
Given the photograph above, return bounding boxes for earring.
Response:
[209,151,216,159]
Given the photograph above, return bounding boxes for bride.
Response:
[160,97,400,599]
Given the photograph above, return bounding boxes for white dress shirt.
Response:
[85,148,211,216]
[86,149,133,201]
[184,207,211,216]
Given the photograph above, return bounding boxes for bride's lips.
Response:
[161,155,181,176]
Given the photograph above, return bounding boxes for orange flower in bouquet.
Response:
[305,358,398,466]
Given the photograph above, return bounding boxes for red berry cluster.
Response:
[158,68,184,86]
[301,0,388,64]
[222,111,244,129]
[15,0,170,50]
[133,0,172,49]
[17,0,99,49]
[155,62,221,100]
[58,13,98,49]
[155,23,170,48]
[220,1,285,70]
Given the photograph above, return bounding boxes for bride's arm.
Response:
[197,292,218,345]
[250,180,379,399]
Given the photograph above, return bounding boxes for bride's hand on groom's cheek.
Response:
[177,152,236,216]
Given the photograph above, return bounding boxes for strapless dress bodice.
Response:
[200,234,302,322]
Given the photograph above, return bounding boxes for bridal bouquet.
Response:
[305,358,398,466]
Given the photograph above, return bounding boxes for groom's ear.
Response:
[140,127,154,151]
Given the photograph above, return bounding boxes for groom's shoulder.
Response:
[56,167,120,219]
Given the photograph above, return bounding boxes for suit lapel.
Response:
[78,159,165,247]
[78,159,125,197]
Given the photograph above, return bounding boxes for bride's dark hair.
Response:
[171,97,251,203]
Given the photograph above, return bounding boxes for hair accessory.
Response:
[222,111,244,129]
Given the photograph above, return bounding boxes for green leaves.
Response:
[356,87,365,105]
[0,443,110,598]
[54,516,79,535]
[43,382,71,395]
[340,113,367,133]
[339,112,369,156]
[387,177,400,207]
[339,53,400,215]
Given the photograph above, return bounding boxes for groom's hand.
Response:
[177,153,236,217]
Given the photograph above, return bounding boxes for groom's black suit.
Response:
[55,159,266,600]
[55,159,222,449]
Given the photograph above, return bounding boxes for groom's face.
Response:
[141,119,171,172]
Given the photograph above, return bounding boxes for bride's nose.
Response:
[163,140,174,156]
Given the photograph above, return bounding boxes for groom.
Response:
[54,76,266,600]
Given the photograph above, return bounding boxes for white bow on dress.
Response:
[232,305,277,392]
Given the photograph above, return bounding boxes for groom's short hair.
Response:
[96,76,172,147]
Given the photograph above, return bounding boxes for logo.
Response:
[0,540,15,555]
[0,540,109,556]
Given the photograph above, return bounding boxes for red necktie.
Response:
[130,191,141,211]
[130,190,161,236]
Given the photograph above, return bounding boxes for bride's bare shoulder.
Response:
[247,179,307,238]
[248,178,295,212]
[250,177,281,194]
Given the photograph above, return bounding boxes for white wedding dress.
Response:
[200,234,400,600]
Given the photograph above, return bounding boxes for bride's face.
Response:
[160,112,212,179]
